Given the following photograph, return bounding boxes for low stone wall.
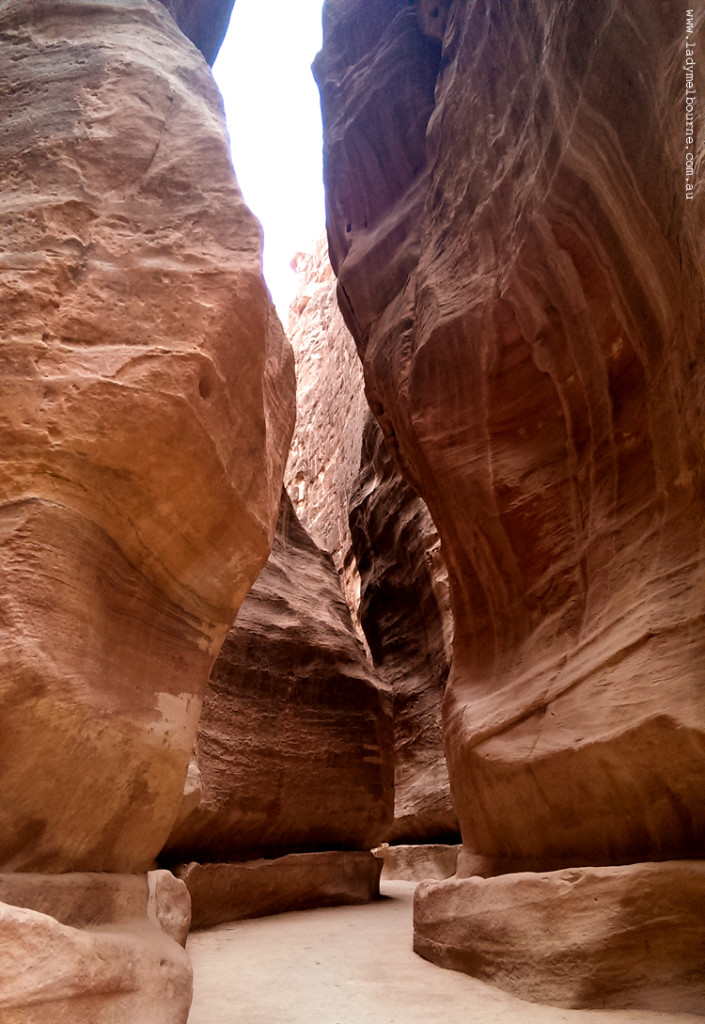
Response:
[0,870,192,1023]
[179,851,382,929]
[414,861,705,1015]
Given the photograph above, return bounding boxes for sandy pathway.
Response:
[187,880,701,1024]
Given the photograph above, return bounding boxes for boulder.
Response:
[414,862,705,1014]
[0,871,192,1023]
[372,844,459,882]
[0,0,294,874]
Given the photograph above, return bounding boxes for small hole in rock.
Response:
[198,377,212,399]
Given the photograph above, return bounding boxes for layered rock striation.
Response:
[285,236,370,618]
[1,0,296,1018]
[164,489,394,865]
[286,238,457,842]
[0,0,294,874]
[316,0,705,1010]
[0,870,192,1023]
[350,414,456,842]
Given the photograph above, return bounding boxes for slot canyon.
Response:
[0,0,703,1021]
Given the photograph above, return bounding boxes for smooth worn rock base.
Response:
[178,851,382,929]
[0,870,192,1023]
[414,860,705,1015]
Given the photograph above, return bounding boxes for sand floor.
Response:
[186,880,702,1024]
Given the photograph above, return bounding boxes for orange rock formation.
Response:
[285,238,457,842]
[0,0,294,875]
[164,490,394,866]
[315,0,705,1010]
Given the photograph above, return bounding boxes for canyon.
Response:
[0,0,703,1020]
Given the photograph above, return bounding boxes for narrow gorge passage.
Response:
[186,882,700,1024]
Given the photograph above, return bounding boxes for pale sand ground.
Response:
[186,880,702,1024]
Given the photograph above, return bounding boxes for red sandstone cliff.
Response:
[349,414,457,843]
[0,1,294,1019]
[315,0,705,1011]
[285,238,458,843]
[164,488,394,865]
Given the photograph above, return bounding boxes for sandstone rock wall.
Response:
[0,871,192,1023]
[285,238,456,842]
[159,0,235,63]
[285,236,369,619]
[0,0,294,874]
[315,0,705,1010]
[163,489,394,864]
[350,414,456,842]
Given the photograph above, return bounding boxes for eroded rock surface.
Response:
[414,862,705,1014]
[286,237,456,842]
[163,490,393,863]
[285,236,370,596]
[0,871,192,1023]
[316,0,705,1009]
[0,0,294,875]
[180,851,382,929]
[350,414,456,842]
[373,844,459,882]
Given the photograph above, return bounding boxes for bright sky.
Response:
[213,0,326,319]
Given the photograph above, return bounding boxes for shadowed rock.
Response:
[315,0,705,1010]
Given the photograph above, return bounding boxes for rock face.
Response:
[315,0,705,1010]
[373,844,459,882]
[0,0,294,876]
[0,871,192,1023]
[285,238,456,841]
[350,414,456,842]
[414,862,705,1015]
[285,237,370,623]
[179,852,382,929]
[163,489,394,863]
[159,0,235,64]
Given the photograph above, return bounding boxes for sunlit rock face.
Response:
[285,238,456,842]
[159,0,235,64]
[316,0,705,1009]
[0,0,295,875]
[163,490,394,863]
[285,236,370,621]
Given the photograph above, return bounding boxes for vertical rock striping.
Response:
[350,414,456,842]
[285,236,370,621]
[315,0,705,1010]
[285,238,457,843]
